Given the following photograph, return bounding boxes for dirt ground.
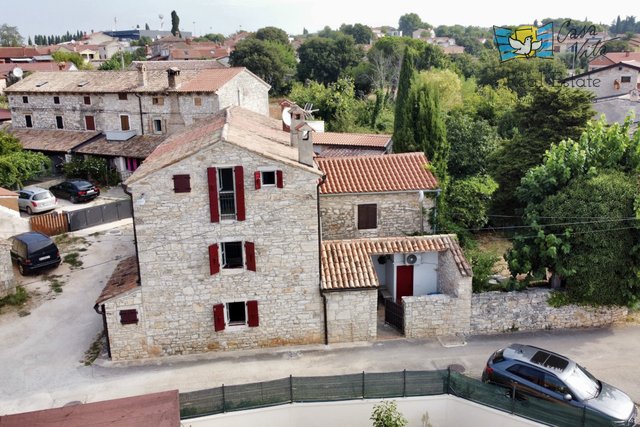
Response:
[474,232,512,277]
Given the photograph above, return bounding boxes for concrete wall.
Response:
[0,239,16,299]
[123,141,324,359]
[0,206,29,240]
[320,192,433,240]
[215,71,269,117]
[471,288,628,334]
[325,289,377,343]
[185,396,542,427]
[564,66,640,99]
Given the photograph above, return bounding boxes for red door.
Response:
[396,265,414,301]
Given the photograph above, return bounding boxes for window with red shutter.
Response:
[207,167,220,222]
[119,309,138,325]
[247,300,259,327]
[208,244,220,275]
[172,174,191,193]
[276,170,283,188]
[234,166,245,221]
[213,304,225,331]
[254,171,261,189]
[245,241,256,272]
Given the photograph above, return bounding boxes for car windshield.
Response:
[564,365,600,400]
[33,191,52,201]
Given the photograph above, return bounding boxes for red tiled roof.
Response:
[0,62,73,78]
[75,134,167,158]
[0,187,18,196]
[0,390,180,427]
[95,256,139,305]
[176,67,244,92]
[313,132,391,148]
[9,128,100,152]
[590,52,640,67]
[316,147,386,157]
[321,235,471,290]
[0,109,11,121]
[316,153,438,194]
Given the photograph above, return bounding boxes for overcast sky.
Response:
[5,0,640,40]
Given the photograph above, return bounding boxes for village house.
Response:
[588,51,640,70]
[563,61,640,99]
[4,65,270,178]
[93,105,472,360]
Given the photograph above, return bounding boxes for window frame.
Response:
[357,203,378,230]
[152,118,163,134]
[55,115,64,129]
[85,115,95,131]
[194,97,202,106]
[119,308,139,325]
[217,167,237,221]
[221,241,244,269]
[226,301,248,326]
[152,96,164,106]
[621,76,632,83]
[53,96,60,105]
[22,96,28,104]
[120,114,130,131]
[118,93,128,101]
[24,114,33,128]
[83,95,91,105]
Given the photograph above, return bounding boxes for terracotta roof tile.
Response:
[0,187,18,196]
[316,147,386,157]
[0,62,73,78]
[313,132,391,148]
[95,256,139,305]
[129,60,227,71]
[176,68,244,92]
[316,153,438,194]
[0,109,11,121]
[74,134,167,158]
[9,128,100,152]
[321,235,471,290]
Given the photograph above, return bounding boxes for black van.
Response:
[9,232,61,275]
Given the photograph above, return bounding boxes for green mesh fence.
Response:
[293,373,364,402]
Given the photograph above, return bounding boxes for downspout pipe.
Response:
[134,93,144,135]
[316,173,328,345]
[123,184,142,285]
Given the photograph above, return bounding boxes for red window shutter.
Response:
[254,171,261,190]
[247,300,259,327]
[245,241,256,271]
[234,166,245,221]
[119,309,138,325]
[276,170,283,188]
[213,303,225,331]
[172,174,191,193]
[207,167,220,223]
[209,244,220,275]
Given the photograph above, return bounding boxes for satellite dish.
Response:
[282,107,292,126]
[12,67,23,78]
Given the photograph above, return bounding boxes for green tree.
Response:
[339,23,373,44]
[194,33,225,43]
[230,38,296,95]
[296,35,363,84]
[0,24,23,47]
[255,26,289,45]
[170,10,180,37]
[398,13,426,36]
[447,175,498,230]
[52,51,93,70]
[145,23,150,31]
[371,401,408,427]
[415,69,464,112]
[0,131,51,188]
[410,80,448,178]
[392,47,416,152]
[99,49,146,71]
[446,113,501,179]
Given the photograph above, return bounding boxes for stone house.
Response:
[562,61,640,99]
[317,153,439,240]
[588,51,640,71]
[4,66,269,178]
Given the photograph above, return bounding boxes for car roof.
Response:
[20,186,49,195]
[11,231,56,248]
[503,343,576,378]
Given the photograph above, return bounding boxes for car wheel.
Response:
[18,263,26,276]
[26,206,33,215]
[70,195,78,203]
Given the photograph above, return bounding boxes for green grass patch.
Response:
[0,286,30,311]
[48,277,64,293]
[63,252,83,268]
[83,332,104,365]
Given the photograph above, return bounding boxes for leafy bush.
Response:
[547,291,570,307]
[62,156,119,186]
[466,249,500,293]
[0,286,29,309]
[371,401,407,427]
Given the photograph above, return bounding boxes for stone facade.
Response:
[320,192,434,240]
[471,288,628,334]
[325,289,377,343]
[564,65,640,99]
[215,71,270,117]
[102,288,147,360]
[0,239,16,299]
[114,141,324,359]
[403,250,472,338]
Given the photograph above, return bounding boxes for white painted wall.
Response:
[184,396,543,427]
[0,206,29,240]
[414,252,438,296]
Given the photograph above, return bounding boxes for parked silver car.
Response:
[17,187,58,215]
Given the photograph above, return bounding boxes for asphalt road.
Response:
[1,222,639,415]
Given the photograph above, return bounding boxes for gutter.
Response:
[134,93,144,135]
[122,184,142,285]
[316,173,328,345]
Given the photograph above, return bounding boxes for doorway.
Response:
[396,265,414,301]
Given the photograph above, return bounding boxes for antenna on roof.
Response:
[302,103,318,118]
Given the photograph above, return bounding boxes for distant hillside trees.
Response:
[33,30,85,45]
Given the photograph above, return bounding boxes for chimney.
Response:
[167,67,181,89]
[58,61,66,71]
[136,63,148,87]
[288,105,306,146]
[626,51,630,57]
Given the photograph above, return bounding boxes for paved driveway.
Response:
[1,223,639,414]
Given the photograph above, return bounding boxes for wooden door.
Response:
[396,265,414,301]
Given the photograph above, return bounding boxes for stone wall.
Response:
[102,288,148,360]
[126,140,324,360]
[0,239,15,299]
[564,66,639,99]
[216,71,270,117]
[471,288,628,334]
[403,249,472,338]
[325,289,377,343]
[320,192,434,240]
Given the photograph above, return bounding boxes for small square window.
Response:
[261,170,276,186]
[119,309,139,325]
[152,96,164,105]
[621,76,631,83]
[172,174,191,193]
[53,96,60,104]
[194,97,202,106]
[358,204,377,230]
[55,116,64,129]
[227,302,246,326]
[153,119,163,133]
[120,115,130,131]
[83,95,91,105]
[25,115,33,128]
[22,96,28,104]
[118,93,128,101]
[221,241,243,269]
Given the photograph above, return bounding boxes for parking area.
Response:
[18,178,129,219]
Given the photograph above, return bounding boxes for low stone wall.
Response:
[404,294,471,338]
[0,240,16,299]
[471,288,628,334]
[325,289,377,343]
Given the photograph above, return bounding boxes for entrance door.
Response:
[396,265,414,301]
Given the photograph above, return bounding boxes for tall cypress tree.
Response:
[411,81,448,179]
[170,10,181,37]
[392,47,416,152]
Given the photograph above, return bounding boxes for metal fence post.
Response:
[446,367,451,394]
[289,375,293,403]
[510,384,516,414]
[222,384,226,413]
[403,369,406,397]
[581,405,587,427]
[362,371,365,399]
